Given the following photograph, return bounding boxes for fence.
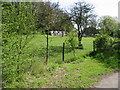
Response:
[39,36,76,64]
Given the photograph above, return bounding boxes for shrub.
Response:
[2,2,36,87]
[112,42,120,50]
[65,36,77,56]
[94,34,113,52]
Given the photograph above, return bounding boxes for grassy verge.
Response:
[43,56,117,88]
[4,34,119,88]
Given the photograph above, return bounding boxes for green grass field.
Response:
[27,34,94,63]
[5,34,118,88]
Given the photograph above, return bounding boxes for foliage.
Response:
[98,16,118,36]
[94,34,113,52]
[65,32,78,56]
[50,10,74,33]
[33,2,55,31]
[115,29,120,38]
[33,2,74,33]
[84,27,98,37]
[2,2,36,87]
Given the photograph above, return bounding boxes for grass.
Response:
[52,57,115,88]
[27,34,95,63]
[4,34,119,88]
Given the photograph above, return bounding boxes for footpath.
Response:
[94,71,119,88]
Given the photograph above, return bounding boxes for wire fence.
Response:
[39,36,76,64]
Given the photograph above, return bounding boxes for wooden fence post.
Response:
[62,42,65,62]
[93,41,95,52]
[46,30,49,65]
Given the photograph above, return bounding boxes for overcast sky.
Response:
[50,0,119,18]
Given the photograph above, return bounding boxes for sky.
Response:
[119,1,120,22]
[50,0,119,18]
[6,0,119,17]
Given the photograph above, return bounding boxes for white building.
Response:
[50,31,66,36]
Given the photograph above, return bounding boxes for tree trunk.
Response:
[77,25,83,48]
[78,31,82,48]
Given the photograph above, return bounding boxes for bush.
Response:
[2,2,36,87]
[94,35,113,52]
[112,42,120,50]
[65,36,77,56]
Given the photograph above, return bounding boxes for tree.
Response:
[69,1,96,48]
[33,2,74,34]
[84,27,97,36]
[50,10,74,33]
[117,23,120,38]
[84,15,98,36]
[2,2,36,85]
[33,2,60,33]
[98,16,118,36]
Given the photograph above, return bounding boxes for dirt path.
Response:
[94,71,119,88]
[42,67,67,88]
[42,67,80,88]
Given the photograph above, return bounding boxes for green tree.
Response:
[33,2,59,33]
[33,2,74,34]
[83,15,98,36]
[2,2,36,86]
[50,9,74,33]
[98,16,118,36]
